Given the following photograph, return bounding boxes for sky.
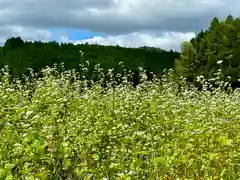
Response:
[0,0,239,51]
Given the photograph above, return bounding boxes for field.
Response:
[1,67,240,179]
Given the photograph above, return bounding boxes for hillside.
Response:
[0,38,179,81]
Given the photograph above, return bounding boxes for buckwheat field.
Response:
[1,65,240,180]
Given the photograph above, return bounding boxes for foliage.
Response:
[1,65,240,179]
[176,15,240,89]
[0,38,179,83]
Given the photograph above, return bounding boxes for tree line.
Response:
[1,15,240,89]
[176,15,240,89]
[0,37,179,86]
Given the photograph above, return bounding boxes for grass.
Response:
[1,65,240,179]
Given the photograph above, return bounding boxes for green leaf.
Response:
[217,136,232,146]
[5,175,13,180]
[92,154,100,160]
[186,143,193,149]
[0,168,6,179]
[109,163,116,169]
[136,151,148,155]
[208,153,217,160]
[31,139,41,150]
[26,175,35,180]
[154,157,168,166]
[5,164,15,171]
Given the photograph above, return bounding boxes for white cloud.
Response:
[0,25,52,44]
[59,31,195,51]
[0,0,238,34]
[0,0,238,49]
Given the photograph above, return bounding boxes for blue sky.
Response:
[50,28,104,41]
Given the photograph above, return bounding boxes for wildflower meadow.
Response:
[1,64,240,180]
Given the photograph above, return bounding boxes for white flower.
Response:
[217,60,223,64]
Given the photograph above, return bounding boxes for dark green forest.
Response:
[1,15,240,88]
[0,36,179,84]
[176,15,240,89]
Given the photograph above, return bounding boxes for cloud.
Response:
[0,25,52,44]
[0,0,238,35]
[59,31,195,51]
[0,0,238,50]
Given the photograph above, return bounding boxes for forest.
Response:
[2,15,240,179]
[0,36,179,85]
[176,15,240,89]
